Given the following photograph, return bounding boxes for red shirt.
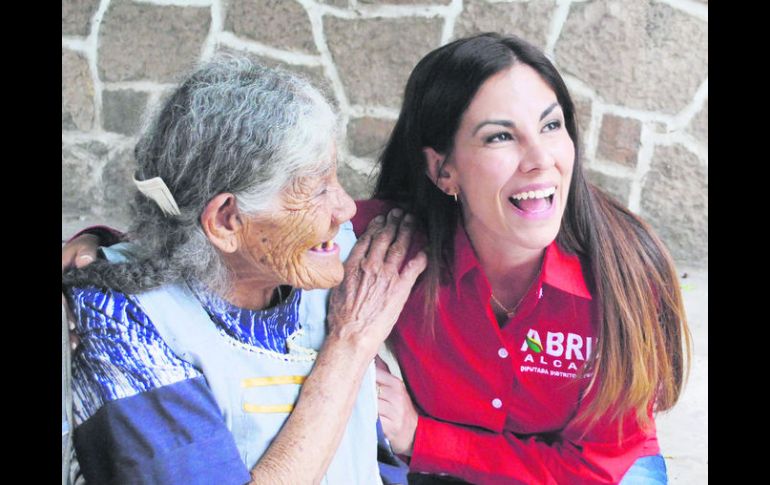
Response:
[353,200,659,485]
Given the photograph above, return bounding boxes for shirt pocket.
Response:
[238,374,307,467]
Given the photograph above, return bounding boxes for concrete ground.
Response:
[62,217,708,483]
[655,267,708,484]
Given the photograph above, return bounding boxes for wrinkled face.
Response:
[446,64,575,252]
[234,144,357,291]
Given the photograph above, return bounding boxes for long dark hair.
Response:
[374,33,690,433]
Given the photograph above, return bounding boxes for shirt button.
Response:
[492,398,503,409]
[498,348,509,358]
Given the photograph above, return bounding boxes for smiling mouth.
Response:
[309,240,337,253]
[509,187,556,212]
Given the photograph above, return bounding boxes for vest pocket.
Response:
[240,375,306,414]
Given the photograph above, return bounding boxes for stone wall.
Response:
[62,0,708,266]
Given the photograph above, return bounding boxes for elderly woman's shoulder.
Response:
[351,199,395,237]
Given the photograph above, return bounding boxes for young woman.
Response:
[361,32,690,484]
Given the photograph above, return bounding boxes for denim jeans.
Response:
[619,454,668,484]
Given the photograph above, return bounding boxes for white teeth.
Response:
[511,186,556,200]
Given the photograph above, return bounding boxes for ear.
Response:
[200,193,242,254]
[423,147,457,195]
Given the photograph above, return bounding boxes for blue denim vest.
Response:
[103,221,381,484]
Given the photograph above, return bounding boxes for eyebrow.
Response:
[471,102,561,135]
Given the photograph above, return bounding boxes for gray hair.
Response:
[63,56,338,295]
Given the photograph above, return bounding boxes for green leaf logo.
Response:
[526,335,543,353]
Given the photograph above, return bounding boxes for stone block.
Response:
[62,0,100,36]
[98,0,210,82]
[555,0,708,114]
[62,141,109,214]
[62,48,95,131]
[102,89,149,135]
[358,0,451,4]
[584,168,631,207]
[63,140,135,222]
[597,114,642,168]
[337,161,377,201]
[641,144,707,266]
[571,94,592,149]
[347,117,395,158]
[453,0,556,50]
[225,0,317,54]
[688,98,707,145]
[101,146,137,221]
[319,0,348,6]
[325,16,442,107]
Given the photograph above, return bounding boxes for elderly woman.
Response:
[61,57,425,484]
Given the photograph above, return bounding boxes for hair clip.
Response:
[133,176,181,216]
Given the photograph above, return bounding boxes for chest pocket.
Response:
[241,375,306,414]
[224,332,319,467]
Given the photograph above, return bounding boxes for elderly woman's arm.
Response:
[249,209,426,484]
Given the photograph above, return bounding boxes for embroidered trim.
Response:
[286,331,319,357]
[216,328,318,362]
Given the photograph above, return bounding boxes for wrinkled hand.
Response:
[62,233,100,350]
[327,208,427,359]
[375,356,418,455]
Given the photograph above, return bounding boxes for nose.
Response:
[517,139,555,173]
[331,181,357,224]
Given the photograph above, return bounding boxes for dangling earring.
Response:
[453,193,458,203]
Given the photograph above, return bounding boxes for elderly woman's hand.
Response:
[327,208,427,359]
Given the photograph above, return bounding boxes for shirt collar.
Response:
[189,283,302,352]
[540,241,592,300]
[453,224,592,300]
